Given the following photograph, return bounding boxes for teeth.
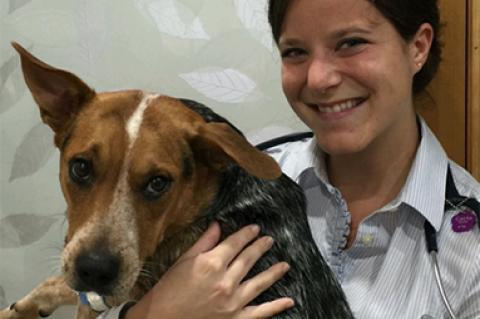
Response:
[317,99,358,113]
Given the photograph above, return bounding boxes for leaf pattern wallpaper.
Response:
[0,0,306,317]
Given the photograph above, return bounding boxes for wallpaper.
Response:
[0,0,305,317]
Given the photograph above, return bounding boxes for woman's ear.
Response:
[410,23,434,73]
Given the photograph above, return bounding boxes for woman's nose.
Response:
[306,57,341,94]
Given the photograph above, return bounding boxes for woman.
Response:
[105,0,480,318]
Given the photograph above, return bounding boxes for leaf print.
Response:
[180,68,262,104]
[8,0,32,14]
[0,214,58,248]
[139,0,209,39]
[9,123,55,182]
[0,53,27,114]
[233,0,273,51]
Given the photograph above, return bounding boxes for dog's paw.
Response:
[0,301,51,319]
[0,277,77,319]
[0,303,22,319]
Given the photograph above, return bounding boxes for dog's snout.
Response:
[75,250,120,294]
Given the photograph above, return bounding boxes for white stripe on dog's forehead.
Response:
[127,93,157,145]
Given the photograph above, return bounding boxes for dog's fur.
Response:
[0,43,354,319]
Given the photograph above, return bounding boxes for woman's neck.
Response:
[326,116,420,247]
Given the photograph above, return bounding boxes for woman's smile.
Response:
[305,97,368,121]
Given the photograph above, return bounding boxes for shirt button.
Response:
[362,234,374,246]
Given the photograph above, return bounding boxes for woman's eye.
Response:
[281,48,306,59]
[337,38,368,50]
[69,158,94,185]
[142,176,172,201]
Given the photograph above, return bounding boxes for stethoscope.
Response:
[424,165,480,319]
[256,132,480,319]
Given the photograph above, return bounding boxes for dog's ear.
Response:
[191,122,282,180]
[11,42,95,144]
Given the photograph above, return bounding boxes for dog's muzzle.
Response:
[74,249,121,295]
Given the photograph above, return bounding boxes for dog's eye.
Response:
[143,176,171,200]
[69,159,94,185]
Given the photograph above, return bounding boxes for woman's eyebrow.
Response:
[330,27,372,39]
[278,38,303,48]
[279,26,374,47]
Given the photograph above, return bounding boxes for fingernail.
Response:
[264,236,274,247]
[250,224,260,234]
[282,262,290,272]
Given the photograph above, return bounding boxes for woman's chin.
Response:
[316,137,369,157]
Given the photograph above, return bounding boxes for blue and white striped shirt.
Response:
[267,118,480,318]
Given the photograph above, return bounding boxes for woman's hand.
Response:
[124,222,293,319]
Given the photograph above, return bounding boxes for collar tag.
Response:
[78,292,111,312]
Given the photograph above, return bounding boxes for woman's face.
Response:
[279,0,429,156]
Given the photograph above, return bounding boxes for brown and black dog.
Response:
[0,43,353,319]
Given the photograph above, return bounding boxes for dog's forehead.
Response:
[84,90,144,125]
[129,95,204,147]
[62,91,199,164]
[145,95,204,126]
[126,95,202,172]
[58,91,138,154]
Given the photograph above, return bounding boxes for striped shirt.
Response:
[267,118,480,318]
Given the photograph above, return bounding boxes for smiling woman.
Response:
[278,0,428,158]
[263,0,480,318]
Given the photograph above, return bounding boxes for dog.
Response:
[0,43,354,319]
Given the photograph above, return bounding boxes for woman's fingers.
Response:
[236,262,291,307]
[133,223,292,319]
[227,236,274,285]
[240,298,295,319]
[179,222,222,260]
[210,224,261,265]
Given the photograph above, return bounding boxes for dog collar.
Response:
[78,291,111,312]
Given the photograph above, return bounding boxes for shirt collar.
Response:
[305,117,449,231]
[397,117,449,231]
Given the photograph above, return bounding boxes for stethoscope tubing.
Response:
[430,251,457,319]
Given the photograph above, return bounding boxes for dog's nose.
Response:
[75,250,120,294]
